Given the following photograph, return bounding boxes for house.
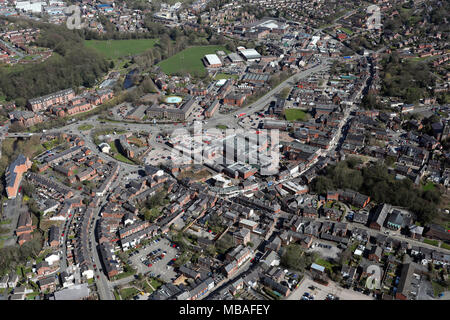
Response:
[353,211,369,225]
[368,246,383,262]
[16,211,35,246]
[7,273,18,288]
[48,225,60,247]
[38,276,57,292]
[36,261,52,276]
[260,250,280,268]
[0,275,8,289]
[341,265,357,281]
[408,225,423,240]
[423,224,450,242]
[233,228,251,245]
[369,203,390,230]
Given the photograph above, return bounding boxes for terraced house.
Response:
[27,88,75,112]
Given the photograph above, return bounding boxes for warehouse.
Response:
[203,54,222,68]
[238,48,262,62]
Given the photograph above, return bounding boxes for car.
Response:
[303,292,310,297]
[97,275,100,279]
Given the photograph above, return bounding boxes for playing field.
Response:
[285,108,307,121]
[157,45,229,77]
[84,39,158,59]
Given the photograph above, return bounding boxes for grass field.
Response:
[119,287,140,300]
[157,45,230,77]
[214,73,239,80]
[340,27,353,35]
[423,182,436,191]
[84,39,158,59]
[285,108,307,121]
[78,124,94,131]
[423,238,439,247]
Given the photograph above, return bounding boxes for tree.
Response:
[21,181,35,197]
[281,244,316,272]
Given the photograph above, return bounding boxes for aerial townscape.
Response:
[0,0,448,303]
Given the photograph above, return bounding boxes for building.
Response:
[233,228,251,245]
[27,88,75,112]
[205,100,220,118]
[223,93,246,107]
[5,154,32,199]
[118,135,134,159]
[48,225,60,248]
[9,110,43,127]
[369,203,390,230]
[238,48,262,62]
[146,98,196,121]
[386,209,405,230]
[395,262,423,300]
[203,54,222,68]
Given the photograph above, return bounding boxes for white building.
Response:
[238,48,261,62]
[45,253,60,266]
[98,142,111,154]
[15,0,44,13]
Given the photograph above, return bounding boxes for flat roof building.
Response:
[203,54,222,68]
[238,48,262,61]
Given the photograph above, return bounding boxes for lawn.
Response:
[432,280,447,297]
[340,27,353,35]
[441,242,450,250]
[285,108,307,121]
[157,45,230,77]
[214,73,239,80]
[216,125,228,130]
[78,124,94,131]
[119,287,140,300]
[315,258,338,274]
[84,39,158,59]
[0,219,11,225]
[423,182,436,191]
[423,238,439,247]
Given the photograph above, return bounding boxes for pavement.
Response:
[128,237,179,283]
[287,276,374,301]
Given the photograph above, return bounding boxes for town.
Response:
[0,0,448,302]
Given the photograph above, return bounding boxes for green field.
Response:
[214,73,239,80]
[340,27,353,35]
[423,238,439,247]
[78,124,94,131]
[157,45,230,77]
[423,182,436,191]
[84,39,158,59]
[285,108,307,121]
